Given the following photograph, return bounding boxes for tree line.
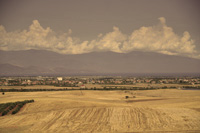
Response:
[0,86,180,92]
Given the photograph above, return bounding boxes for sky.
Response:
[0,0,200,59]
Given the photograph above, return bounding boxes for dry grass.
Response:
[0,89,200,132]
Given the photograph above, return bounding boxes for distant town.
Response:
[1,76,200,91]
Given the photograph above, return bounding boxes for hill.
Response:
[0,50,200,76]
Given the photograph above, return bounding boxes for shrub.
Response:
[8,104,16,110]
[12,106,21,114]
[2,110,9,116]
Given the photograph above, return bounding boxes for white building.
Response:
[57,77,63,81]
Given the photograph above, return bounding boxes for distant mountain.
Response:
[0,63,53,76]
[0,49,200,76]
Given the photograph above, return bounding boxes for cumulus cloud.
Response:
[121,17,196,56]
[89,26,127,53]
[0,20,93,54]
[0,17,199,58]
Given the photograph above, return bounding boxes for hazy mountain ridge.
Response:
[0,50,200,76]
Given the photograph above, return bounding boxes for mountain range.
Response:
[0,49,200,76]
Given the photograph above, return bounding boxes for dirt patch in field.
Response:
[192,108,200,112]
[126,98,165,103]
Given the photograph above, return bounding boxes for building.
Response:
[57,77,63,81]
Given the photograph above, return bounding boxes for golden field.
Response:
[0,89,200,132]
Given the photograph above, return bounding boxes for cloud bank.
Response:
[0,17,199,59]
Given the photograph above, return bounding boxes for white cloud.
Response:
[121,17,196,56]
[90,26,127,53]
[0,17,199,59]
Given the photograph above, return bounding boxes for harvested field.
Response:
[0,89,200,132]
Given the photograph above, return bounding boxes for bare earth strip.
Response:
[0,89,200,132]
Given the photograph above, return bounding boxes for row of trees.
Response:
[1,88,68,92]
[80,86,177,90]
[182,86,200,89]
[0,86,179,92]
[0,100,34,116]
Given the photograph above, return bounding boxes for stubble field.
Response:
[0,89,200,133]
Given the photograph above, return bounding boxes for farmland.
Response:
[0,89,200,132]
